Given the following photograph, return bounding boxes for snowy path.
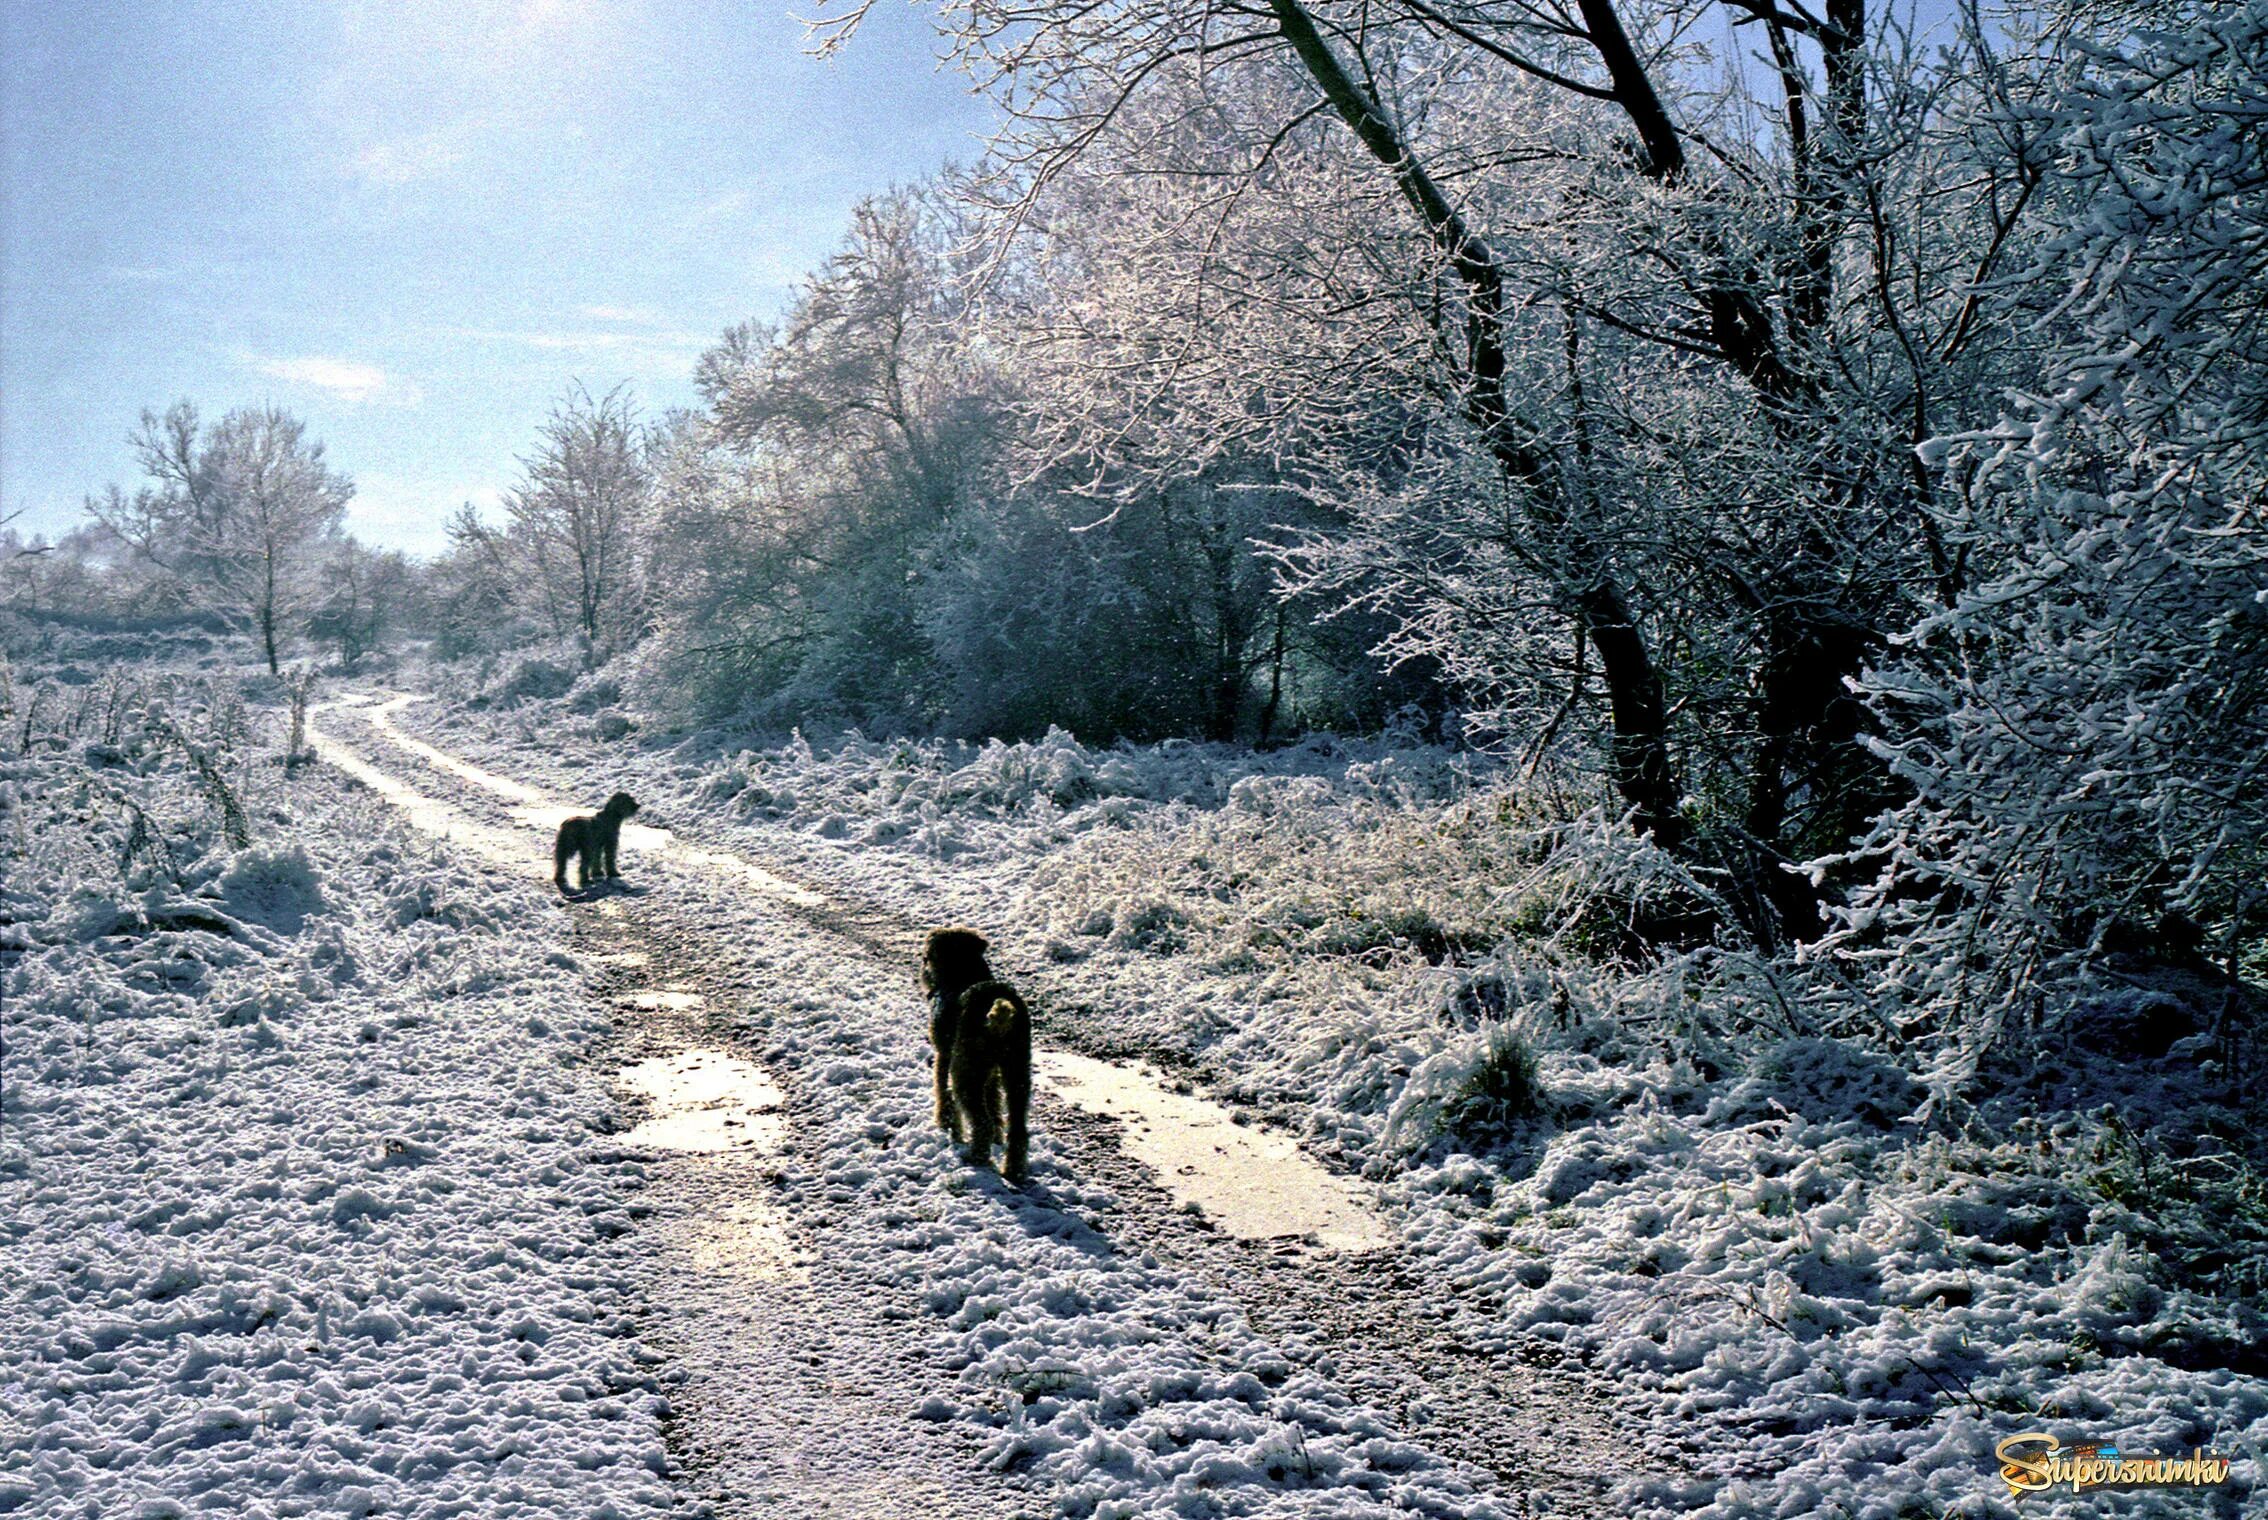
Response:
[302,693,1638,1516]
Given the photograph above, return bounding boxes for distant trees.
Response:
[420,503,532,660]
[89,402,353,672]
[638,187,1435,738]
[306,540,413,670]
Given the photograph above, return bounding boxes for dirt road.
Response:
[305,692,1643,1517]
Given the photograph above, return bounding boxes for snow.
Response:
[0,677,680,1519]
[388,679,2268,1518]
[12,643,2258,1518]
[284,683,1543,1514]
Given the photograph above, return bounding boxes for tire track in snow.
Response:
[337,692,1396,1250]
[313,692,1645,1515]
[311,696,1022,1515]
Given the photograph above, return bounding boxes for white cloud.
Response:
[347,129,470,186]
[446,324,709,363]
[579,304,660,323]
[249,354,423,407]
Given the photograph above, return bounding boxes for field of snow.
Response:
[394,655,2268,1518]
[6,646,1582,1520]
[0,660,680,1518]
[6,626,2261,1518]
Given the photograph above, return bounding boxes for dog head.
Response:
[601,791,640,821]
[920,926,989,994]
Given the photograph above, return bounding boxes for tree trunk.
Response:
[1576,582,1684,849]
[1259,605,1288,746]
[1269,0,1686,843]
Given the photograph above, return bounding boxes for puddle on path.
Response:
[686,1199,800,1281]
[617,1048,788,1156]
[1036,1053,1392,1252]
[319,703,805,1286]
[623,989,706,1012]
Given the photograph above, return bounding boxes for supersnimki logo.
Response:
[1995,1433,2233,1497]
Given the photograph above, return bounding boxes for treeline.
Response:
[11,0,2264,1058]
[3,403,413,673]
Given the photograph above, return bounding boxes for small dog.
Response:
[554,791,639,893]
[919,927,1031,1180]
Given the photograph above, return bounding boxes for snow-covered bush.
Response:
[216,841,328,932]
[483,651,577,705]
[1825,4,2268,1096]
[1384,1025,1548,1154]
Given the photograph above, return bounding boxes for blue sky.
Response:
[1,0,995,555]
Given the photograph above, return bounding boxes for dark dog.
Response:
[919,927,1031,1180]
[554,791,639,893]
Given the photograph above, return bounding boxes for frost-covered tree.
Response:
[90,401,353,672]
[306,539,412,669]
[1821,0,2268,1086]
[678,190,1006,719]
[660,185,1407,737]
[809,0,2071,941]
[420,503,535,660]
[505,383,651,663]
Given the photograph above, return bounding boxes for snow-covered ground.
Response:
[7,632,2260,1518]
[305,690,1588,1517]
[7,648,1614,1519]
[0,665,679,1518]
[386,658,2268,1519]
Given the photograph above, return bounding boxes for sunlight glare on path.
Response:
[616,1048,788,1157]
[304,700,548,872]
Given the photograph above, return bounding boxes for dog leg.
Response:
[1000,1045,1030,1181]
[930,1011,958,1136]
[953,1048,996,1170]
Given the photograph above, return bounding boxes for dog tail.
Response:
[985,997,1018,1038]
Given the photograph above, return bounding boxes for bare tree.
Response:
[506,383,650,664]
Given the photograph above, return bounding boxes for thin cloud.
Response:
[683,189,751,230]
[450,325,709,353]
[348,129,470,186]
[579,304,661,323]
[249,354,422,407]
